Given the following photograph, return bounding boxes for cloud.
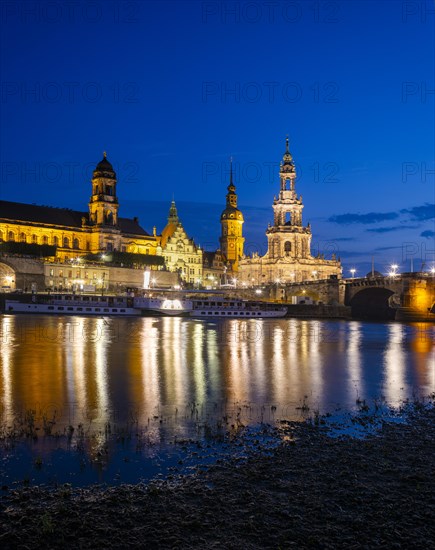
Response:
[328,203,435,227]
[401,203,435,221]
[374,245,403,251]
[421,230,435,239]
[366,225,419,234]
[328,211,399,225]
[330,237,355,241]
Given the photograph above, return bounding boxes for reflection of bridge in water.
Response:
[272,273,435,321]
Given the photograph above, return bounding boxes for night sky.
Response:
[1,0,434,276]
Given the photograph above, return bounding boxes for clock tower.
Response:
[219,160,244,272]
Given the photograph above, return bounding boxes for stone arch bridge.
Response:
[265,273,435,320]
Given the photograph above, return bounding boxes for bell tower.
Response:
[266,138,311,260]
[219,159,245,271]
[88,152,119,226]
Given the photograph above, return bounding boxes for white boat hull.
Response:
[5,300,140,316]
[190,309,287,318]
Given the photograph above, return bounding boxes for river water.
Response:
[0,315,433,485]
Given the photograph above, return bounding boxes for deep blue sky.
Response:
[1,0,434,276]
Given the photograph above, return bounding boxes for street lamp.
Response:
[350,268,356,279]
[389,264,399,278]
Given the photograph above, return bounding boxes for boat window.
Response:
[86,308,92,311]
[103,308,109,312]
[57,307,64,311]
[112,309,117,312]
[95,308,100,312]
[67,307,73,311]
[120,309,125,312]
[77,307,83,311]
[48,306,54,310]
[211,302,215,306]
[201,312,205,314]
[83,296,89,301]
[214,312,219,315]
[257,312,261,315]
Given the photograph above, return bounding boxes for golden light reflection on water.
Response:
[0,315,433,430]
[383,324,407,403]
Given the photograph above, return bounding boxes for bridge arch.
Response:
[0,261,17,290]
[350,287,396,320]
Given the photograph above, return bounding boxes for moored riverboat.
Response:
[4,294,140,316]
[134,295,287,318]
[190,298,287,318]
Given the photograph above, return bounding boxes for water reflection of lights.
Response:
[192,322,206,403]
[1,316,434,449]
[383,324,407,404]
[347,321,363,399]
[93,319,109,424]
[0,317,13,421]
[161,317,185,407]
[140,318,160,416]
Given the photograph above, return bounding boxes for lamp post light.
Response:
[389,264,399,278]
[350,268,356,279]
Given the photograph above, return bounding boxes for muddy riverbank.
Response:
[1,400,434,549]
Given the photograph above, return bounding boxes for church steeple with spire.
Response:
[219,158,245,272]
[167,198,179,224]
[237,137,342,285]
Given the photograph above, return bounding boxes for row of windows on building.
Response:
[162,256,201,265]
[1,230,86,250]
[48,268,108,280]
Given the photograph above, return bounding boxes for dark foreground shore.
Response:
[1,404,434,549]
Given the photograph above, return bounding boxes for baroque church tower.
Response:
[219,160,245,271]
[266,138,311,260]
[237,138,341,285]
[88,152,119,227]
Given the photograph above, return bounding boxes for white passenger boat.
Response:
[189,298,287,318]
[134,296,287,318]
[5,294,140,316]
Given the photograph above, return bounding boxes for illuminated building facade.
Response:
[238,139,342,284]
[0,154,160,261]
[160,200,203,283]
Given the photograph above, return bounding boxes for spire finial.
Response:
[103,151,107,158]
[230,156,233,185]
[285,135,289,152]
